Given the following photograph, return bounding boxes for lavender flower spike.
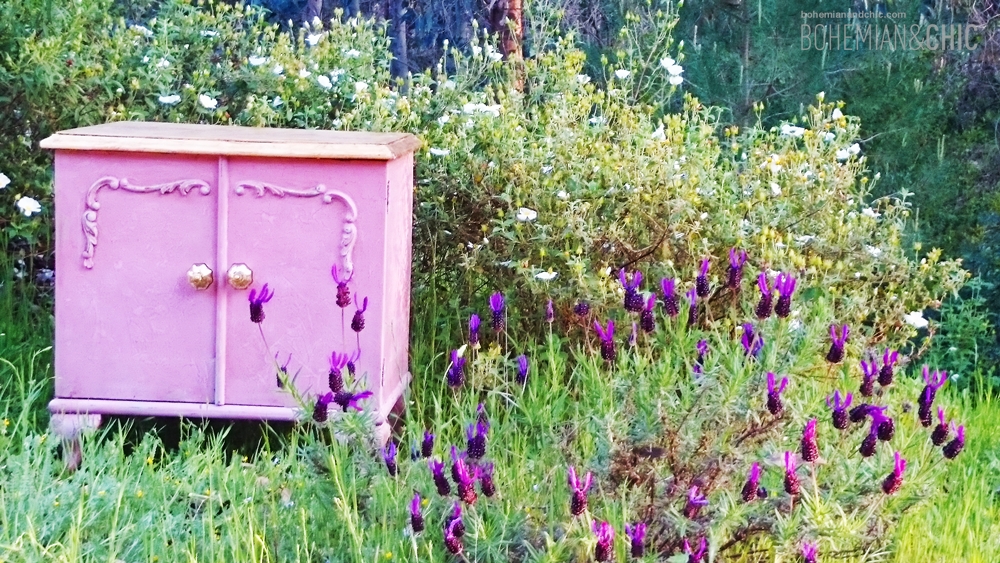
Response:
[683,485,709,519]
[444,518,464,555]
[766,372,788,416]
[410,493,425,533]
[468,314,481,349]
[741,462,762,502]
[742,323,764,359]
[248,283,275,324]
[640,293,657,333]
[684,537,707,563]
[783,451,800,495]
[479,462,496,497]
[446,349,466,388]
[661,278,679,317]
[312,392,333,423]
[727,248,748,290]
[421,430,435,458]
[620,268,645,312]
[879,348,899,386]
[567,465,593,516]
[429,458,451,495]
[802,542,818,563]
[881,451,907,495]
[516,354,529,385]
[686,287,698,327]
[931,407,950,446]
[381,442,398,477]
[594,320,617,362]
[696,258,711,297]
[329,351,352,393]
[331,265,352,308]
[826,324,849,364]
[943,424,965,459]
[466,419,488,460]
[694,339,709,375]
[625,522,647,558]
[774,272,797,318]
[333,390,372,412]
[800,419,819,462]
[859,359,877,397]
[446,502,465,537]
[545,299,554,324]
[755,272,773,320]
[826,390,853,430]
[859,420,879,457]
[453,448,478,505]
[489,292,505,332]
[350,294,368,333]
[592,521,615,562]
[918,366,948,427]
[870,405,895,441]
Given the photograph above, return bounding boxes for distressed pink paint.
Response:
[45,125,416,436]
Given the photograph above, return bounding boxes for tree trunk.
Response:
[499,0,523,61]
[389,0,409,82]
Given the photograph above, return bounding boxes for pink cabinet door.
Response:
[222,157,387,407]
[54,152,218,403]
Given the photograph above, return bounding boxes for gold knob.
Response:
[227,263,253,290]
[187,263,214,290]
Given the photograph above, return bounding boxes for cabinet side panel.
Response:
[53,151,218,403]
[380,154,414,409]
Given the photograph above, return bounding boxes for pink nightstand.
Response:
[40,122,419,445]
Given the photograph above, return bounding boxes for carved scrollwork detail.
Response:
[234,181,359,279]
[82,177,212,269]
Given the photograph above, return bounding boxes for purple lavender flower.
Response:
[446,349,466,388]
[592,521,614,562]
[694,339,709,375]
[350,294,368,333]
[479,462,496,497]
[469,314,481,349]
[312,392,333,423]
[574,300,591,317]
[466,420,489,460]
[775,273,797,318]
[801,419,819,462]
[381,442,398,477]
[695,258,711,298]
[850,403,872,424]
[766,372,788,416]
[248,283,274,324]
[625,522,646,558]
[802,542,818,563]
[881,451,907,495]
[445,502,464,537]
[859,359,877,397]
[727,248,748,290]
[620,269,645,312]
[276,352,292,388]
[410,493,424,533]
[683,485,709,519]
[640,294,657,333]
[331,266,352,308]
[878,349,899,386]
[687,287,698,327]
[742,323,764,359]
[453,450,478,505]
[421,430,435,458]
[918,366,948,427]
[594,320,617,362]
[931,407,950,446]
[755,273,773,320]
[545,299,554,324]
[827,390,853,430]
[333,390,372,412]
[329,351,352,393]
[859,422,879,458]
[516,354,529,385]
[477,402,489,428]
[489,292,505,332]
[567,465,593,516]
[684,537,707,563]
[826,324,849,364]
[783,451,800,495]
[943,424,965,459]
[869,406,895,441]
[661,278,680,317]
[741,462,762,502]
[429,458,451,496]
[444,518,464,555]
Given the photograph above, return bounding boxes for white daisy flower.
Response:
[865,245,883,257]
[903,311,929,329]
[836,148,850,161]
[429,148,450,157]
[16,196,41,216]
[437,114,451,125]
[614,69,631,79]
[306,33,322,46]
[156,58,170,68]
[272,96,283,107]
[158,94,181,105]
[316,75,332,89]
[200,30,218,37]
[668,74,684,86]
[770,182,782,196]
[130,24,153,37]
[831,108,843,119]
[344,48,361,58]
[248,55,267,66]
[848,143,861,155]
[576,74,591,84]
[823,131,836,142]
[659,57,676,69]
[780,124,805,138]
[488,51,503,62]
[556,190,568,200]
[516,207,538,222]
[198,94,218,109]
[535,271,558,281]
[862,207,881,219]
[298,68,311,78]
[0,172,10,189]
[272,64,284,75]
[666,63,683,76]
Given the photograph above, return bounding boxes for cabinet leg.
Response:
[49,413,102,472]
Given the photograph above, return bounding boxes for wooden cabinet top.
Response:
[40,122,422,161]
